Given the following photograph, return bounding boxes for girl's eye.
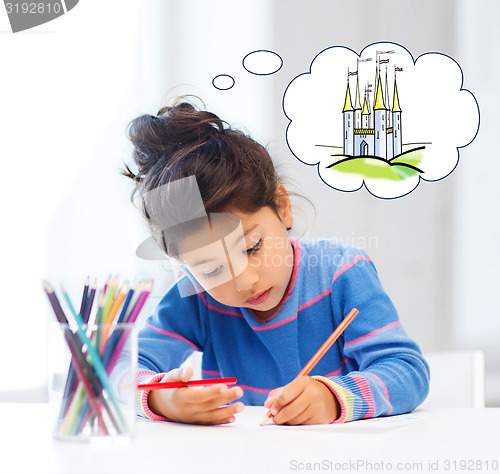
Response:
[203,266,223,279]
[246,239,262,256]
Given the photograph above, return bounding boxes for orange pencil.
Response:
[100,282,128,354]
[104,282,129,324]
[260,307,359,426]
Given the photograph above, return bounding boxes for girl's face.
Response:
[180,200,294,321]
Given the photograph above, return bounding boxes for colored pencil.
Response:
[82,279,97,324]
[95,290,105,354]
[61,286,128,432]
[137,377,237,390]
[101,276,118,323]
[58,279,96,425]
[76,280,152,432]
[43,281,109,434]
[47,282,122,434]
[260,307,359,425]
[79,277,89,317]
[45,277,153,436]
[104,281,153,374]
[100,282,129,353]
[123,280,144,322]
[116,283,135,323]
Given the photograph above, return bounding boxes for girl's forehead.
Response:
[177,213,245,257]
[177,209,273,263]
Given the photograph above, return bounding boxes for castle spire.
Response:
[343,80,354,112]
[373,75,385,110]
[384,67,390,109]
[393,74,402,112]
[362,91,371,115]
[354,74,362,110]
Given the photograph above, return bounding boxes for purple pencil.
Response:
[105,281,153,374]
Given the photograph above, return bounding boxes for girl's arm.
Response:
[315,251,430,423]
[132,284,244,424]
[264,247,429,425]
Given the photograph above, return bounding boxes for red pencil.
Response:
[260,307,359,425]
[137,377,237,390]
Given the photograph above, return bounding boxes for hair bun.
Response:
[127,100,227,179]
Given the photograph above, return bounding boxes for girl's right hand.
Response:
[147,366,245,425]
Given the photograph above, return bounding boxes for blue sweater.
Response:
[134,238,429,422]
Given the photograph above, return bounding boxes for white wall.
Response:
[0,0,169,400]
[1,0,498,406]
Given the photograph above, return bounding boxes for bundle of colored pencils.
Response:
[43,277,153,436]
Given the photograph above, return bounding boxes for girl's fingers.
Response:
[191,402,245,425]
[264,388,280,408]
[160,366,193,383]
[182,384,243,406]
[178,366,193,382]
[272,396,309,425]
[268,378,304,415]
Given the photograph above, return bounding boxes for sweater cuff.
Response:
[137,371,170,422]
[312,375,350,424]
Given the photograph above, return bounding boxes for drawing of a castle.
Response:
[343,68,402,160]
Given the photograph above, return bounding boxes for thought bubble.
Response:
[283,42,480,199]
[243,50,283,75]
[212,74,235,90]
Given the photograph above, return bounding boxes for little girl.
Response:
[122,98,429,425]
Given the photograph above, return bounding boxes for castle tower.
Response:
[354,74,362,129]
[342,81,354,156]
[384,67,391,129]
[373,74,387,159]
[392,74,402,157]
[362,91,371,129]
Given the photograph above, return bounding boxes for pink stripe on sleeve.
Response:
[297,288,332,312]
[365,372,393,415]
[331,255,372,285]
[145,323,199,351]
[345,320,400,347]
[202,369,222,376]
[324,358,350,377]
[351,374,375,418]
[237,384,272,394]
[138,372,169,422]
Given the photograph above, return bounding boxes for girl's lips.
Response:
[246,288,271,305]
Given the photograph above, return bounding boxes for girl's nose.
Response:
[233,266,259,292]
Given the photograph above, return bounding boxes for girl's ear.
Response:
[275,183,293,230]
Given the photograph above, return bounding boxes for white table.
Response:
[2,404,499,474]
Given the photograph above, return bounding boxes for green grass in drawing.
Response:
[326,146,425,182]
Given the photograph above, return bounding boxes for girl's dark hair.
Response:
[123,97,287,257]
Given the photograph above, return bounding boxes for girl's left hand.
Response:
[263,376,340,425]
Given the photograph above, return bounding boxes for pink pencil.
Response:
[137,377,237,390]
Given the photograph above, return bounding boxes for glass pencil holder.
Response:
[48,322,138,441]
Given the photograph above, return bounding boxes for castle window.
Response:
[345,131,347,139]
[377,131,379,139]
[382,125,385,131]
